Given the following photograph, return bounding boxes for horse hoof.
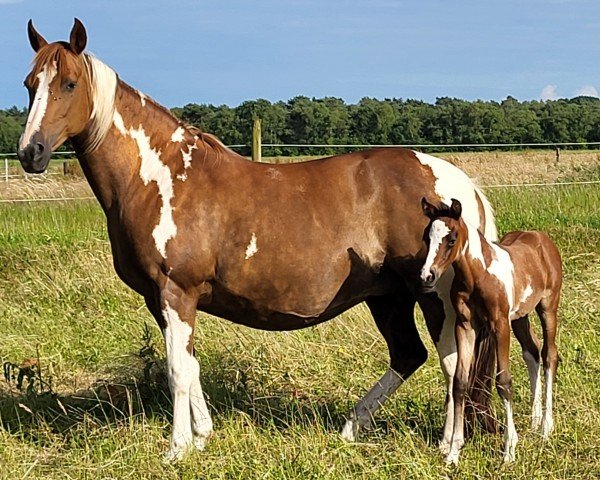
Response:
[163,447,187,463]
[439,441,451,456]
[445,452,460,466]
[193,434,211,451]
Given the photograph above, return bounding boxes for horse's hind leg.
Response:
[512,315,543,428]
[145,283,213,461]
[536,297,559,440]
[341,290,426,442]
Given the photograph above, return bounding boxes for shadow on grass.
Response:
[0,348,448,450]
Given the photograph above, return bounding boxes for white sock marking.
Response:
[502,397,519,462]
[340,368,403,442]
[523,351,542,428]
[162,302,195,458]
[542,367,554,439]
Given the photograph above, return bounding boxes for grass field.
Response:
[0,153,598,479]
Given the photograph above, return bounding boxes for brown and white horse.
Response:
[420,198,561,464]
[17,19,499,460]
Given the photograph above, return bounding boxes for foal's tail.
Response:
[466,326,497,433]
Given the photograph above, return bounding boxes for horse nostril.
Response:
[35,142,45,155]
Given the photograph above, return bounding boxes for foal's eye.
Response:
[448,238,456,247]
[66,82,77,91]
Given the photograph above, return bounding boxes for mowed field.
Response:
[0,150,598,479]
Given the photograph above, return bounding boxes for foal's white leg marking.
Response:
[523,351,542,429]
[19,62,57,150]
[542,367,554,439]
[113,110,177,258]
[432,268,458,455]
[420,220,450,282]
[502,397,519,463]
[162,302,196,461]
[340,368,403,442]
[244,233,258,259]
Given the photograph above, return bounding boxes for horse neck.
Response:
[452,222,488,291]
[72,80,216,213]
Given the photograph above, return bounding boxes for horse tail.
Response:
[466,325,497,433]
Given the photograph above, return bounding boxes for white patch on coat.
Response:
[415,151,480,226]
[488,243,516,317]
[421,219,450,282]
[245,233,258,259]
[181,144,197,170]
[138,91,147,107]
[464,221,485,268]
[519,284,534,306]
[19,62,57,150]
[340,368,403,442]
[113,109,177,258]
[171,126,185,143]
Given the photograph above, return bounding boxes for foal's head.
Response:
[18,19,98,173]
[420,197,467,288]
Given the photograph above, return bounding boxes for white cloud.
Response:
[541,85,559,101]
[573,85,599,98]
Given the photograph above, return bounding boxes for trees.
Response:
[3,96,599,155]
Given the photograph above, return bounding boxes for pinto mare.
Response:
[17,19,498,460]
[420,198,561,464]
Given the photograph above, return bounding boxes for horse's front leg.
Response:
[146,283,213,461]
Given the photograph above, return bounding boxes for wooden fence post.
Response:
[252,118,262,162]
[4,157,8,182]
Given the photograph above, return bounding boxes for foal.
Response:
[420,198,561,465]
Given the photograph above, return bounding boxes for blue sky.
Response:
[1,0,599,109]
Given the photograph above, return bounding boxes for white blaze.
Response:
[245,233,258,259]
[19,62,57,150]
[421,219,450,282]
[114,110,177,258]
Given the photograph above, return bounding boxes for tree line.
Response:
[2,96,600,155]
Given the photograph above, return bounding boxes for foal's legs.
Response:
[145,283,213,461]
[445,304,475,465]
[341,290,426,442]
[418,268,458,454]
[495,318,518,463]
[536,298,559,439]
[511,315,543,428]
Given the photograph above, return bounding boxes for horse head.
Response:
[18,19,93,173]
[420,197,466,288]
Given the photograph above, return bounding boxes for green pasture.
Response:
[0,182,598,479]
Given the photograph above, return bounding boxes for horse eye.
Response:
[66,82,77,91]
[448,238,456,247]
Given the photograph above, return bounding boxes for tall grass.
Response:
[0,181,598,478]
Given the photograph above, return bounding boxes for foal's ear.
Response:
[69,18,87,55]
[421,197,438,218]
[27,20,48,52]
[450,198,462,219]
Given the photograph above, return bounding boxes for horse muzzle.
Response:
[17,134,51,174]
[420,268,440,290]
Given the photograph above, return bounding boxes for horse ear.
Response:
[69,18,87,55]
[27,20,48,52]
[450,198,462,219]
[421,197,438,218]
